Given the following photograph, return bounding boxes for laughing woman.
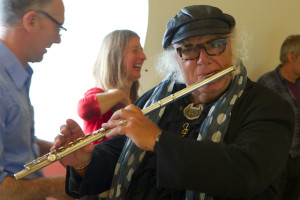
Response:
[77,30,147,145]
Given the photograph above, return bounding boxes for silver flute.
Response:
[14,66,235,180]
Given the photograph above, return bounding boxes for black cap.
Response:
[162,5,236,49]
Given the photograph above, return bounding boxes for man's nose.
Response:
[196,48,210,64]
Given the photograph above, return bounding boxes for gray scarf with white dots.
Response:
[107,64,247,200]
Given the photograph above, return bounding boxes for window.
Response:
[30,0,148,141]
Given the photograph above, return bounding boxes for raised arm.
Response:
[78,88,131,121]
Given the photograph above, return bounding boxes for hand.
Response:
[102,104,161,151]
[51,119,94,168]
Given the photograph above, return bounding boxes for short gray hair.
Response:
[0,0,52,25]
[280,34,300,64]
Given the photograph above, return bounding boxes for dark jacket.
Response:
[66,79,294,200]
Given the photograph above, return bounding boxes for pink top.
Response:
[77,87,113,144]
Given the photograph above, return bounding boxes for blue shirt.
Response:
[0,41,43,182]
[258,65,300,156]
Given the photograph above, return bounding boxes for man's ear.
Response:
[287,52,295,62]
[22,11,40,33]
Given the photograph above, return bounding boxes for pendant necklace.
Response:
[181,123,189,137]
[183,103,203,120]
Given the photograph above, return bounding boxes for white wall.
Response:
[139,0,300,93]
[31,0,300,141]
[31,0,148,141]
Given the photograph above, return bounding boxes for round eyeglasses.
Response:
[176,38,228,61]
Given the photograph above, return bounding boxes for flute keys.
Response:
[68,141,75,147]
[47,153,57,162]
[25,162,34,169]
[58,146,65,152]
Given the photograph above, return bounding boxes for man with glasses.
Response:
[53,5,294,200]
[0,0,73,199]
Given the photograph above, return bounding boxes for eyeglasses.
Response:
[34,10,67,35]
[176,38,228,61]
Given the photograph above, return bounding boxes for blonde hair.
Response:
[93,29,140,102]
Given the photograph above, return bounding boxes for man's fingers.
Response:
[65,119,84,135]
[102,119,124,130]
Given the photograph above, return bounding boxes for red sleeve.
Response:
[77,88,103,121]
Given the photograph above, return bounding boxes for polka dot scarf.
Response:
[107,64,247,200]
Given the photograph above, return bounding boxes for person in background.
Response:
[257,34,300,200]
[77,30,146,145]
[0,0,73,199]
[53,5,294,200]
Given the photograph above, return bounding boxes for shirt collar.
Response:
[275,64,287,82]
[277,64,300,85]
[0,41,33,90]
